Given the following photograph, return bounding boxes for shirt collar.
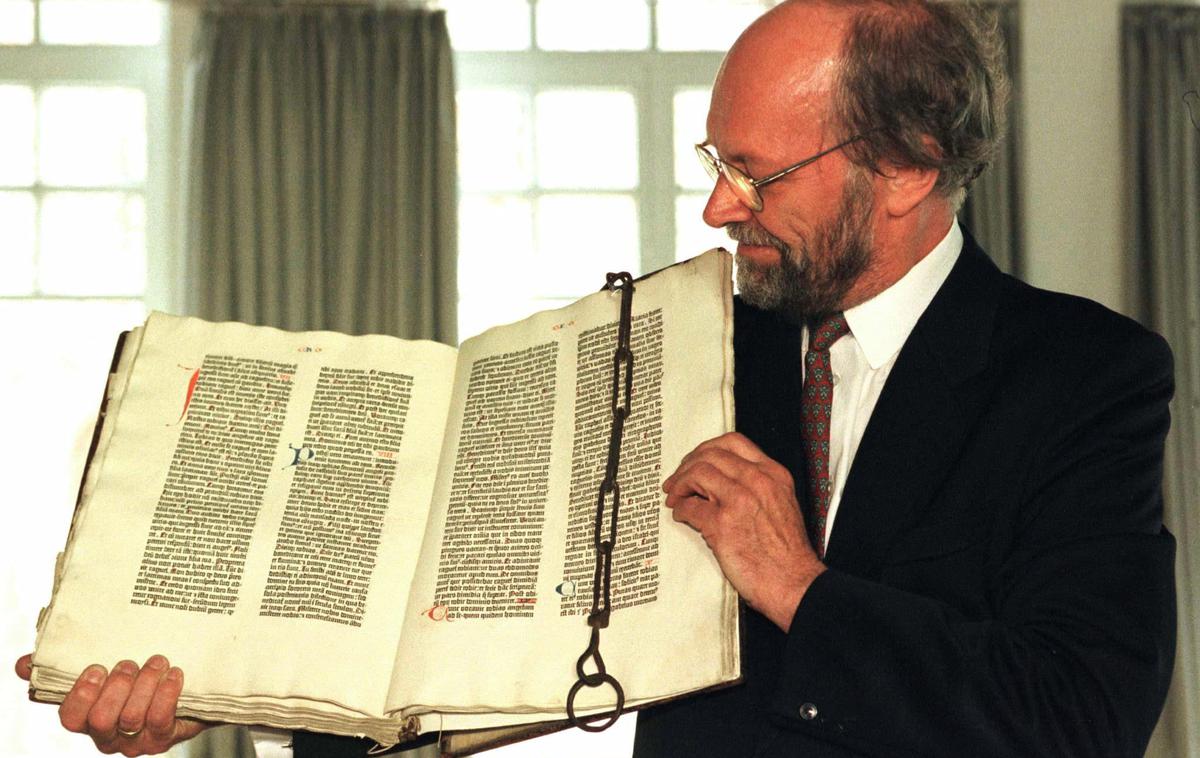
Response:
[842,217,963,369]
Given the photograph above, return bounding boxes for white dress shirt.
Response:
[813,218,962,548]
[250,726,292,757]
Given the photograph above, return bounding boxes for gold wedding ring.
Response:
[117,727,142,738]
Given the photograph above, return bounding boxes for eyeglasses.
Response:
[694,135,868,212]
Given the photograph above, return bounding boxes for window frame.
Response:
[0,21,170,310]
[454,48,727,336]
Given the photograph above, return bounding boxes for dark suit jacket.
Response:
[633,234,1177,757]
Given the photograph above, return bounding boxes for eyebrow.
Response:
[704,141,760,170]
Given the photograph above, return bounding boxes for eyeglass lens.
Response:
[696,144,762,209]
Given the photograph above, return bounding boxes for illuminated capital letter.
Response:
[286,443,317,467]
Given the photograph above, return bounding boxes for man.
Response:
[16,0,1177,756]
[636,1,1176,756]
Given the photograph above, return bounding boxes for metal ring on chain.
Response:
[566,673,626,733]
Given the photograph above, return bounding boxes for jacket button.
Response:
[799,703,818,721]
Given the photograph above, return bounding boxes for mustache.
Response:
[725,222,792,258]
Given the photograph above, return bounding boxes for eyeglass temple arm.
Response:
[750,134,868,188]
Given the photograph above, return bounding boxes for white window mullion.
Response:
[639,66,675,274]
[528,0,538,49]
[453,3,772,340]
[141,42,171,312]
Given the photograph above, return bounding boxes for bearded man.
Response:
[16,1,1177,756]
[635,1,1176,756]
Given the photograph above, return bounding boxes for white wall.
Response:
[1020,0,1200,315]
[1020,0,1126,312]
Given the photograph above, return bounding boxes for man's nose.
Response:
[702,175,753,228]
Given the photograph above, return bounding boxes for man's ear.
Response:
[875,135,942,217]
[876,162,940,217]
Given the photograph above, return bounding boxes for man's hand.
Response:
[663,432,825,632]
[15,653,208,756]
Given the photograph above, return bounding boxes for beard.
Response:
[730,167,874,322]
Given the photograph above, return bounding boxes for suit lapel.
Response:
[823,235,1002,574]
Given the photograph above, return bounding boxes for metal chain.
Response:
[566,271,634,732]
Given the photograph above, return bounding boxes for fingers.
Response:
[87,659,139,741]
[691,432,770,463]
[665,446,746,495]
[52,656,199,756]
[15,654,32,681]
[669,462,741,535]
[59,664,109,733]
[665,433,789,483]
[670,497,716,545]
[664,436,793,500]
[118,655,169,736]
[145,666,185,743]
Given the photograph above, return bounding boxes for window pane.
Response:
[39,192,145,295]
[458,194,534,297]
[39,86,146,187]
[674,88,714,191]
[0,0,34,44]
[457,194,539,340]
[536,90,637,189]
[535,194,638,296]
[458,295,545,342]
[0,298,145,758]
[676,194,730,262]
[536,0,649,51]
[657,0,768,51]
[443,0,530,51]
[0,85,35,185]
[39,0,163,45]
[0,191,36,294]
[458,90,533,191]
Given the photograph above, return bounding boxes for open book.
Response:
[29,250,740,754]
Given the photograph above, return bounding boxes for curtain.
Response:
[1121,7,1200,758]
[959,1,1023,277]
[179,5,454,757]
[184,2,457,342]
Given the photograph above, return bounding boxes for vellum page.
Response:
[387,250,737,730]
[33,312,457,726]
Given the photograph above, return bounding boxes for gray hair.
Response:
[829,0,1010,210]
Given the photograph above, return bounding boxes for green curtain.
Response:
[184,3,457,343]
[959,1,1023,277]
[1122,7,1200,758]
[178,5,454,757]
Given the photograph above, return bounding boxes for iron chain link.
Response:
[566,271,634,732]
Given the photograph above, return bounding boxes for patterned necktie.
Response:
[801,312,850,559]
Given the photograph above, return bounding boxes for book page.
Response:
[33,313,458,720]
[387,250,737,725]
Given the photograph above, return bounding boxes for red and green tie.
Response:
[802,313,850,558]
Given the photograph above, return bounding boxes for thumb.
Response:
[15,654,32,681]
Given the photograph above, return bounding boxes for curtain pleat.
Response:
[179,9,453,757]
[959,1,1023,277]
[185,6,456,343]
[1122,7,1200,758]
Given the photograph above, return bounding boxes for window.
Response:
[448,0,778,340]
[0,4,166,755]
[444,4,774,754]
